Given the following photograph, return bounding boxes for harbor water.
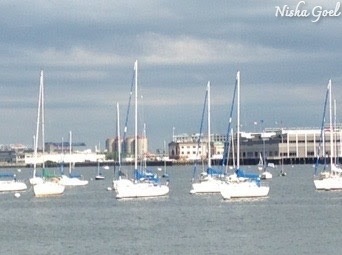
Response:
[1,165,341,255]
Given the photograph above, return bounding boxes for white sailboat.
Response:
[190,82,224,194]
[115,60,169,199]
[32,70,65,197]
[220,71,270,200]
[0,173,27,192]
[58,131,89,186]
[314,80,342,190]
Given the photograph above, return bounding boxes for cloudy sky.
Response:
[0,0,341,152]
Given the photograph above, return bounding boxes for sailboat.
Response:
[58,131,89,186]
[314,80,342,190]
[115,60,169,199]
[220,71,270,199]
[190,82,224,194]
[32,70,65,197]
[0,173,27,192]
[95,160,105,180]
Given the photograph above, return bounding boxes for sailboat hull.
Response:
[95,175,105,180]
[116,181,169,199]
[190,178,223,194]
[0,181,27,192]
[314,177,342,190]
[33,181,65,197]
[220,181,270,199]
[113,178,133,191]
[29,177,44,185]
[58,175,89,186]
[260,171,272,180]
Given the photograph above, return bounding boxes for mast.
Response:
[314,80,330,175]
[69,130,72,174]
[41,70,45,169]
[61,137,64,174]
[328,80,333,169]
[134,60,138,170]
[231,128,235,169]
[334,99,337,164]
[236,71,240,170]
[33,70,43,176]
[223,71,238,169]
[163,140,167,174]
[207,81,211,168]
[116,102,121,170]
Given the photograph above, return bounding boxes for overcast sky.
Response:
[0,0,341,152]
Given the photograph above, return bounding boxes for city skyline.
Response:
[0,1,341,152]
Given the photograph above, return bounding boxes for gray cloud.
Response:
[0,0,341,150]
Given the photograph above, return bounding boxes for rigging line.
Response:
[122,69,135,143]
[119,67,135,178]
[192,87,208,181]
[138,78,146,131]
[315,81,330,176]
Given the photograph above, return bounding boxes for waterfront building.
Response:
[169,127,342,165]
[0,144,29,166]
[105,138,115,153]
[168,133,224,161]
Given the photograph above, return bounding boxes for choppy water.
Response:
[1,165,341,255]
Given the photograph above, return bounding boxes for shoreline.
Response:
[0,157,323,169]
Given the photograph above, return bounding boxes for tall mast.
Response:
[328,80,333,168]
[69,130,72,174]
[207,81,211,168]
[236,71,240,169]
[41,70,45,169]
[134,60,138,170]
[33,71,43,176]
[334,99,337,163]
[117,102,121,168]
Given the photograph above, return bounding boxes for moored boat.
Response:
[115,60,169,199]
[33,180,65,197]
[0,173,27,192]
[220,71,270,200]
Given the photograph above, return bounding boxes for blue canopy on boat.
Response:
[0,173,15,178]
[69,173,81,178]
[207,167,224,176]
[235,169,260,181]
[134,169,159,182]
